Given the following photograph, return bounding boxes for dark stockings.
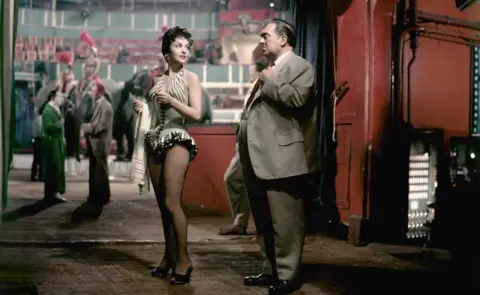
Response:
[148,145,192,275]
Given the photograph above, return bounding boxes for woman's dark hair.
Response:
[161,26,193,57]
[254,57,270,72]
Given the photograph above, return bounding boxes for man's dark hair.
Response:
[161,26,194,57]
[267,18,296,49]
[48,90,56,101]
[254,57,270,72]
[38,90,56,115]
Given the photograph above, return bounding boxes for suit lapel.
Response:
[247,84,263,112]
[271,51,294,76]
[244,79,262,110]
[90,97,104,122]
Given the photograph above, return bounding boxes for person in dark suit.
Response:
[218,57,270,236]
[239,19,317,295]
[73,80,113,221]
[31,105,44,181]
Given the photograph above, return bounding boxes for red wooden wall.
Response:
[182,1,479,228]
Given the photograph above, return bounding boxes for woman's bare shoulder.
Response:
[184,69,200,84]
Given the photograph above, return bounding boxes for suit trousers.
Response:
[237,120,306,280]
[224,143,250,227]
[87,155,111,206]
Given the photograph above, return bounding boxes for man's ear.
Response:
[280,35,288,47]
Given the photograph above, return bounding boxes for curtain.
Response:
[1,0,18,216]
[288,0,340,230]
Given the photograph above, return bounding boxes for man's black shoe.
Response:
[268,279,303,295]
[243,273,278,286]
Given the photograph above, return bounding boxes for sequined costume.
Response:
[55,52,75,97]
[78,31,100,96]
[79,57,100,95]
[145,69,198,160]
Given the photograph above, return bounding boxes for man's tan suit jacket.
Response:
[244,51,318,180]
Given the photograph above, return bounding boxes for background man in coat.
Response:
[73,81,113,222]
[218,57,270,236]
[238,19,317,295]
[42,90,67,202]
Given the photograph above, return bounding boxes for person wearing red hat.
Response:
[55,52,75,97]
[78,31,101,97]
[73,79,113,221]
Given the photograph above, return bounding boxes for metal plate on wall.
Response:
[335,123,352,210]
[471,47,480,135]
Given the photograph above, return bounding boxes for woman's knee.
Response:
[156,194,168,210]
[164,197,182,213]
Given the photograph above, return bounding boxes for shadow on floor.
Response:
[49,245,155,270]
[0,284,38,295]
[1,199,60,223]
[193,248,454,295]
[302,262,453,295]
[0,263,40,295]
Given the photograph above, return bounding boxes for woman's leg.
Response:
[148,155,176,269]
[162,145,192,274]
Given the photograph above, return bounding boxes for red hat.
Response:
[79,31,95,47]
[57,52,73,66]
[94,78,105,96]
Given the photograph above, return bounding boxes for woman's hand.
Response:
[133,99,143,113]
[156,90,172,105]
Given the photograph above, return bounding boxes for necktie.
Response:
[243,80,262,111]
[241,81,262,120]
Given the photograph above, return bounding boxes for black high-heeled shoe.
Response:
[151,265,172,277]
[169,266,193,285]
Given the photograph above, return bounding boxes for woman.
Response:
[132,26,202,285]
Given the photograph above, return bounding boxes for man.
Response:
[116,45,129,64]
[42,90,67,202]
[239,19,317,295]
[73,81,113,221]
[219,57,270,236]
[83,81,113,206]
[31,105,43,181]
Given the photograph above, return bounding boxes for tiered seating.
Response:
[15,35,215,65]
[15,35,63,62]
[96,38,163,64]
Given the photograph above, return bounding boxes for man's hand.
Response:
[60,118,65,125]
[81,123,91,134]
[258,66,273,82]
